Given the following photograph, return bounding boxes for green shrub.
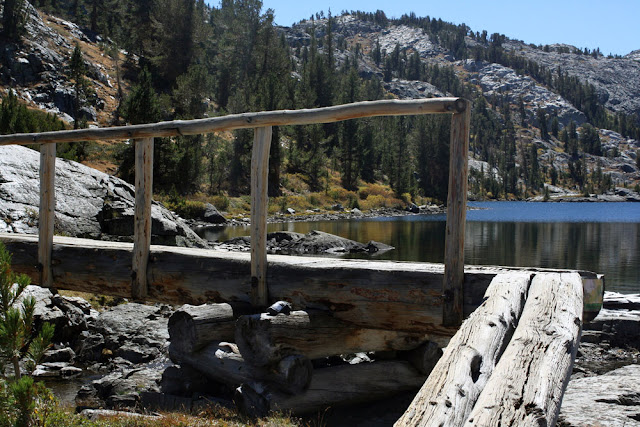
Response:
[210,195,230,211]
[0,242,55,426]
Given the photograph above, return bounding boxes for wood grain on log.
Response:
[1,234,602,334]
[168,303,253,353]
[250,126,272,307]
[395,272,531,427]
[132,137,153,299]
[443,100,471,327]
[0,98,465,146]
[401,341,442,375]
[38,143,55,288]
[170,341,312,395]
[235,360,428,417]
[235,310,431,366]
[464,272,583,426]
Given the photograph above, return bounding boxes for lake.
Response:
[202,202,640,294]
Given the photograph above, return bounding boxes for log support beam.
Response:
[396,272,532,427]
[38,143,56,288]
[250,126,272,308]
[132,137,153,300]
[443,99,471,327]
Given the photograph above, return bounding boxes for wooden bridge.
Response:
[0,98,603,425]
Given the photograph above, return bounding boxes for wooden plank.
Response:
[132,137,153,300]
[395,272,531,427]
[464,272,583,426]
[0,234,602,336]
[0,98,467,146]
[38,143,56,288]
[443,99,471,327]
[235,310,431,366]
[250,127,272,307]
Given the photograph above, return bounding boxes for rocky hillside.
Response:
[1,3,639,200]
[283,14,640,197]
[1,1,127,145]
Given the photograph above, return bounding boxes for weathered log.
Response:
[38,143,55,288]
[170,341,312,395]
[168,303,253,353]
[250,126,272,307]
[0,98,466,146]
[235,360,427,417]
[464,272,583,426]
[401,341,442,375]
[442,101,471,327]
[2,234,603,334]
[395,272,532,427]
[132,137,153,300]
[169,341,249,387]
[235,310,431,366]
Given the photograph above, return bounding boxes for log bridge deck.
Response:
[0,98,604,426]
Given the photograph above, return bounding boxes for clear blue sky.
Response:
[210,0,638,56]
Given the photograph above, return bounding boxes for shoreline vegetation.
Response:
[166,179,640,229]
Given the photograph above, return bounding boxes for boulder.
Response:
[559,365,640,426]
[0,145,207,248]
[76,366,164,410]
[201,203,226,224]
[87,303,172,364]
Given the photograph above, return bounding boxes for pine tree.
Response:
[1,0,26,40]
[69,43,87,130]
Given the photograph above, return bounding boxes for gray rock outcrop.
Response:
[503,40,640,117]
[463,60,587,127]
[559,365,640,426]
[0,144,207,247]
[218,230,394,255]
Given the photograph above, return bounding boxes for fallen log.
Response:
[169,341,312,395]
[395,272,532,427]
[464,272,583,426]
[235,360,427,417]
[401,341,442,375]
[168,303,253,353]
[235,310,430,366]
[2,233,603,333]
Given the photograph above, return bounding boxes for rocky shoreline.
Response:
[18,283,640,425]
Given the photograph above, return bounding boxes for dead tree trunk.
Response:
[235,360,427,417]
[169,341,312,395]
[235,310,430,366]
[168,303,253,353]
[464,272,583,426]
[395,273,532,427]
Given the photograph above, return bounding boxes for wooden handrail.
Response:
[0,98,466,146]
[1,97,471,326]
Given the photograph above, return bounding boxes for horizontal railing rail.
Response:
[0,97,471,326]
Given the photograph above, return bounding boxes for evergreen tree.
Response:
[579,123,602,155]
[69,43,87,130]
[536,108,548,140]
[1,0,26,40]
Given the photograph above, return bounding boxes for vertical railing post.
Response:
[38,143,56,288]
[132,137,154,300]
[443,99,471,327]
[250,126,273,307]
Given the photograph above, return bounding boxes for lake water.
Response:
[204,202,640,294]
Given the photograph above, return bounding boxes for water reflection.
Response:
[202,203,640,293]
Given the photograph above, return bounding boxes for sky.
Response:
[211,0,639,56]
